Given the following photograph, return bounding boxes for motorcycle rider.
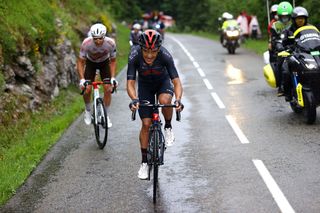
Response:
[278,6,316,101]
[270,1,293,96]
[268,4,278,37]
[220,13,239,46]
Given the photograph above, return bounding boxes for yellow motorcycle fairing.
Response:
[296,83,304,107]
[263,64,277,88]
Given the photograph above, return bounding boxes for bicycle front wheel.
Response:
[93,98,108,149]
[152,129,161,203]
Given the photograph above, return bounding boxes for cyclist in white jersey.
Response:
[77,23,118,127]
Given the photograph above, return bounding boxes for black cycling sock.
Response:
[141,148,147,163]
[164,120,172,129]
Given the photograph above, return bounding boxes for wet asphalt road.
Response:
[2,33,320,213]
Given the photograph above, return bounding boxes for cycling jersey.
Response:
[79,37,116,63]
[127,45,179,118]
[127,46,179,83]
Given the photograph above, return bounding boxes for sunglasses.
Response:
[93,37,104,41]
[142,47,159,53]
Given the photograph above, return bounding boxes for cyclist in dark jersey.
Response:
[127,29,184,180]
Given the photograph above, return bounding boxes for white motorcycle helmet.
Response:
[222,12,233,20]
[90,23,107,38]
[133,23,141,30]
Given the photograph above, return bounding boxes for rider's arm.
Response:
[77,57,86,79]
[172,78,183,101]
[109,57,116,78]
[127,79,138,100]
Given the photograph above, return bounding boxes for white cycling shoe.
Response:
[164,128,175,147]
[84,110,92,125]
[138,163,148,180]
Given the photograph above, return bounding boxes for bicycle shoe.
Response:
[164,128,175,146]
[138,163,148,180]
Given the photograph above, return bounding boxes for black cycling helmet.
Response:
[139,29,162,49]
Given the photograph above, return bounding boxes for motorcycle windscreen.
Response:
[295,28,320,52]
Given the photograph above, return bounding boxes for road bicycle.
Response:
[81,78,116,149]
[131,98,181,203]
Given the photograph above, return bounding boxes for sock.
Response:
[164,120,172,129]
[141,148,147,163]
[85,103,91,111]
[104,106,109,114]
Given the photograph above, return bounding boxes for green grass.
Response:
[0,86,83,204]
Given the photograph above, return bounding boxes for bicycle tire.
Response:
[93,98,108,149]
[152,128,160,203]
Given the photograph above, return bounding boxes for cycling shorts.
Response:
[84,58,110,82]
[138,78,174,119]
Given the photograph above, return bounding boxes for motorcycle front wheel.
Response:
[303,91,316,124]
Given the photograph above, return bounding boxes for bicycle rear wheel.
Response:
[93,98,108,149]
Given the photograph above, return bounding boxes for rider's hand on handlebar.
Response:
[129,99,139,111]
[79,79,86,90]
[110,77,118,87]
[174,99,184,112]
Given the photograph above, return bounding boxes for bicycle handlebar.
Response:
[80,80,117,95]
[131,102,181,122]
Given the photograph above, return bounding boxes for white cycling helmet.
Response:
[90,23,107,38]
[133,23,141,30]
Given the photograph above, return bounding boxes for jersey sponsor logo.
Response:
[141,69,162,76]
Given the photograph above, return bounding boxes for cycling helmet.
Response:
[292,6,308,18]
[90,23,107,38]
[133,23,141,30]
[277,1,293,16]
[139,29,162,49]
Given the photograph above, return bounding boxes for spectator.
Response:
[249,15,261,39]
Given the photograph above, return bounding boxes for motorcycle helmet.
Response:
[222,12,233,20]
[292,6,308,27]
[133,23,141,30]
[139,29,162,49]
[270,4,278,19]
[90,23,107,38]
[277,1,293,24]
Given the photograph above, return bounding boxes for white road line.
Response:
[211,92,225,109]
[171,36,203,76]
[225,115,249,144]
[253,160,295,213]
[197,68,206,77]
[193,61,200,68]
[203,79,213,90]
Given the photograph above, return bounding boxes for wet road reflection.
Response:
[225,63,245,85]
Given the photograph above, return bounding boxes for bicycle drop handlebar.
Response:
[131,101,181,122]
[80,79,117,95]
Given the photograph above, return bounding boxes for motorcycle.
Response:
[222,26,240,54]
[264,25,320,124]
